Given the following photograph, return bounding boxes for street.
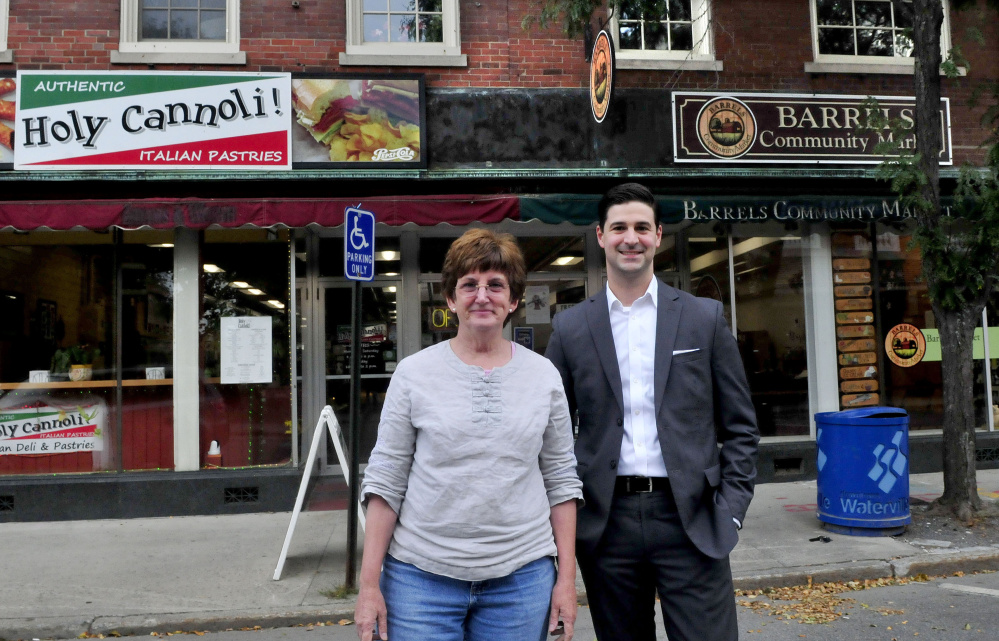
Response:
[51,571,998,641]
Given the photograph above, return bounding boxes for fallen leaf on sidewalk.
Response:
[736,575,948,625]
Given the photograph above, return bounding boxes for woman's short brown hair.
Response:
[441,229,526,305]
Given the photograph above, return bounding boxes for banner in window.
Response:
[291,74,426,169]
[14,71,292,170]
[672,92,952,165]
[0,404,106,455]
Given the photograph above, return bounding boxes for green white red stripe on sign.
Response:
[15,71,292,170]
[0,405,105,455]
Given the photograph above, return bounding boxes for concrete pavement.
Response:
[1,470,998,640]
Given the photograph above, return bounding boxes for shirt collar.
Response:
[606,277,658,312]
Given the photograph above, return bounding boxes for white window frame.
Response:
[112,0,245,65]
[805,0,958,75]
[0,0,10,63]
[609,0,721,71]
[339,0,466,67]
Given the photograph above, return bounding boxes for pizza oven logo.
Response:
[695,97,757,159]
[885,323,926,368]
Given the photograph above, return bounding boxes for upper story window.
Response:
[610,0,720,71]
[807,0,955,73]
[815,0,913,58]
[140,0,227,41]
[618,0,694,51]
[362,0,443,44]
[339,0,467,67]
[112,0,245,65]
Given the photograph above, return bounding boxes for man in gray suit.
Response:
[545,183,759,641]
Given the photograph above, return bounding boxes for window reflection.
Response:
[816,0,913,58]
[873,224,988,430]
[687,227,809,437]
[733,235,808,437]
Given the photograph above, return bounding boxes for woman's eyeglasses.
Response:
[457,281,509,296]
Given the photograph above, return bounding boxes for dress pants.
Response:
[576,486,739,641]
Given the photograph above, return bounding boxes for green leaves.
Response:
[863,92,999,313]
[522,0,603,37]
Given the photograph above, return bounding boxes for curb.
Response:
[892,547,999,578]
[733,560,894,591]
[731,548,999,592]
[0,605,356,641]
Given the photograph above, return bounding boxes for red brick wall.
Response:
[1,0,996,163]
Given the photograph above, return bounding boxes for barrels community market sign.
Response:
[673,92,952,165]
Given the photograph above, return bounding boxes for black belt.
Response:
[615,476,670,494]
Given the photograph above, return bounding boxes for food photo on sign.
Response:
[291,74,426,168]
[0,74,14,166]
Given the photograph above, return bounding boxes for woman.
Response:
[355,229,582,641]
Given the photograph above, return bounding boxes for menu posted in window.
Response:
[221,316,273,385]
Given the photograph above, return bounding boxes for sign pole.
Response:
[346,279,362,589]
[343,205,375,590]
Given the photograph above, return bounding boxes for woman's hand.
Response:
[355,583,388,641]
[548,577,576,641]
[355,496,398,641]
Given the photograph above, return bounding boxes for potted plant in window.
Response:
[51,344,101,382]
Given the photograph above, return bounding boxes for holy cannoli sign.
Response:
[14,71,292,170]
[0,405,105,455]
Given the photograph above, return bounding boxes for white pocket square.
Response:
[672,348,700,355]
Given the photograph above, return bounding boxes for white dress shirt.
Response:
[607,278,669,478]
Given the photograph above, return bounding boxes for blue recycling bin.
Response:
[815,407,910,536]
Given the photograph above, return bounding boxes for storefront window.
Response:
[733,232,809,437]
[688,226,809,437]
[0,231,175,474]
[200,230,292,469]
[0,233,115,474]
[874,224,988,431]
[120,232,175,471]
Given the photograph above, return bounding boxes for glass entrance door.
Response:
[321,282,399,468]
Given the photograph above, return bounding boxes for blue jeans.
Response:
[380,554,555,641]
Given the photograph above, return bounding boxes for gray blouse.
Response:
[360,340,583,581]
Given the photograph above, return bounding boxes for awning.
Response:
[0,195,522,231]
[0,193,932,232]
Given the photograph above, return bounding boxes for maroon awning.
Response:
[0,195,521,231]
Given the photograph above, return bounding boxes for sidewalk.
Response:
[1,470,998,640]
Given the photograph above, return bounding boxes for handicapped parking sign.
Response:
[344,207,375,281]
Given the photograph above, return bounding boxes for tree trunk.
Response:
[906,0,984,521]
[910,0,944,221]
[933,303,983,521]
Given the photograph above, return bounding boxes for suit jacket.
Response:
[545,279,759,560]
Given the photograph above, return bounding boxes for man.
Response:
[545,183,759,641]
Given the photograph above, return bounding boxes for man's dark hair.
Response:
[597,182,661,229]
